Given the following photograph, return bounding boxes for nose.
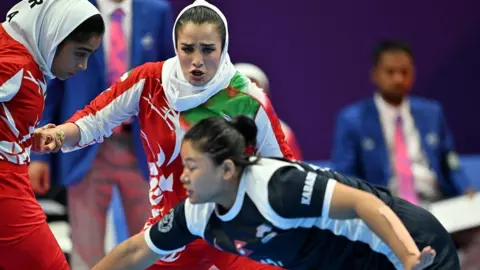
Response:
[78,59,88,71]
[192,51,203,68]
[180,169,189,184]
[392,72,405,83]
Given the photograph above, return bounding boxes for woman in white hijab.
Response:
[0,1,103,269]
[34,1,290,269]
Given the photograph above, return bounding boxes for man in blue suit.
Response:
[332,40,473,204]
[28,0,174,269]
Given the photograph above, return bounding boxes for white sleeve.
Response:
[247,84,293,159]
[255,106,284,157]
[145,201,200,255]
[61,72,145,152]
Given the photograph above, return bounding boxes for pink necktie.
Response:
[108,8,126,85]
[108,9,130,134]
[394,115,420,205]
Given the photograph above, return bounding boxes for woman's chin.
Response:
[188,197,201,204]
[187,78,206,86]
[186,74,214,87]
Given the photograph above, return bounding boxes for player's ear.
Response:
[220,159,236,181]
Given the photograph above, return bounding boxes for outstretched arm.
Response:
[32,69,145,154]
[93,201,198,270]
[329,181,435,269]
[269,165,435,270]
[93,232,159,270]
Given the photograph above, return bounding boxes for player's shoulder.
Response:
[250,157,321,182]
[244,158,333,226]
[113,61,164,91]
[337,98,373,122]
[0,59,25,80]
[0,51,39,81]
[409,96,442,114]
[265,159,323,200]
[227,72,269,106]
[246,157,297,183]
[247,157,333,215]
[129,61,164,79]
[0,29,37,72]
[0,59,43,96]
[245,157,308,202]
[183,199,216,238]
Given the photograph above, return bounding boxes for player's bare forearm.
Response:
[329,183,420,267]
[92,232,160,270]
[353,192,420,266]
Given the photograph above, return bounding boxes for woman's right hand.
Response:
[28,161,51,195]
[32,124,65,154]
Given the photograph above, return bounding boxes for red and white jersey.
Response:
[0,26,46,166]
[280,120,303,161]
[66,61,293,226]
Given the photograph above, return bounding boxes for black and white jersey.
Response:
[145,157,404,269]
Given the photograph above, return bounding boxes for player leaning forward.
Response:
[93,116,459,270]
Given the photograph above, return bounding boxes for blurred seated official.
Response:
[331,40,479,269]
[332,40,474,205]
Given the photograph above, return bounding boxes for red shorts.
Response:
[0,222,69,270]
[146,239,282,270]
[0,163,69,270]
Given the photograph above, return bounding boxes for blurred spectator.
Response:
[332,39,473,202]
[28,0,174,269]
[331,39,479,268]
[235,62,303,160]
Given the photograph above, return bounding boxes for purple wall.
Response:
[173,0,480,160]
[2,0,479,160]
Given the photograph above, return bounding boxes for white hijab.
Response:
[2,0,100,79]
[162,0,237,112]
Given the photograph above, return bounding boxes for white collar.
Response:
[215,172,247,222]
[97,0,132,17]
[374,93,410,119]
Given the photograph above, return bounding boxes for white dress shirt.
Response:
[374,94,441,202]
[96,0,132,68]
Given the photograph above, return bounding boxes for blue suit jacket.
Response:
[331,96,470,198]
[31,0,174,186]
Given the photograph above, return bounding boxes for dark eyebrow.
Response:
[77,46,94,53]
[180,43,216,47]
[184,157,196,163]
